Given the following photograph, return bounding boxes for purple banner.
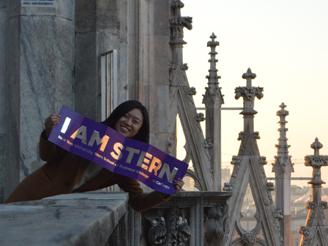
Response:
[48,106,188,194]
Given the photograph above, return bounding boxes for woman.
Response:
[6,100,183,211]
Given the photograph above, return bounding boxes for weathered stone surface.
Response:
[75,0,96,33]
[4,1,75,186]
[139,0,171,153]
[141,191,231,246]
[57,0,74,20]
[224,70,280,246]
[20,16,74,176]
[74,31,98,119]
[0,0,7,202]
[6,12,20,199]
[0,193,129,246]
[75,0,130,120]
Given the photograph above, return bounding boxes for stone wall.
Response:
[2,0,75,200]
[0,0,7,202]
[75,0,131,120]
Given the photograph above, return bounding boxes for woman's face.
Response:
[114,108,143,138]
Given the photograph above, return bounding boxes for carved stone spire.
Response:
[206,33,220,89]
[274,103,293,166]
[235,68,263,154]
[272,103,294,246]
[169,0,213,191]
[170,0,192,48]
[299,138,328,245]
[202,33,224,191]
[224,69,280,245]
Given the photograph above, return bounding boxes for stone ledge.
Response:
[0,192,129,246]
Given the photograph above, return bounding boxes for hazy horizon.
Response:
[179,0,328,187]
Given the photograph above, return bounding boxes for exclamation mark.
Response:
[60,117,71,134]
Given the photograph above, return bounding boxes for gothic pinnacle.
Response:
[276,103,290,152]
[300,138,328,245]
[273,103,293,173]
[206,33,220,89]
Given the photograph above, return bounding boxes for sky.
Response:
[179,0,328,186]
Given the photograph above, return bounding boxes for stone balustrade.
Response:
[1,191,230,246]
[0,193,129,246]
[110,191,231,246]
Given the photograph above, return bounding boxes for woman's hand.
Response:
[174,178,184,192]
[44,114,61,137]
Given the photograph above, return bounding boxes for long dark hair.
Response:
[102,100,150,143]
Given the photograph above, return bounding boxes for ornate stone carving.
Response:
[266,182,274,192]
[240,232,257,245]
[176,217,191,245]
[273,209,283,220]
[147,217,167,245]
[180,63,188,71]
[235,87,263,101]
[169,17,192,30]
[223,183,233,192]
[187,87,196,96]
[205,205,227,243]
[169,0,192,46]
[145,209,191,246]
[298,138,328,245]
[166,209,191,246]
[230,156,241,179]
[169,0,213,191]
[195,113,205,122]
[259,156,267,165]
[224,69,281,246]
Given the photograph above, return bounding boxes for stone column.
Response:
[0,0,7,202]
[138,0,172,153]
[5,0,74,199]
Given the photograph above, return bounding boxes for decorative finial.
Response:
[205,32,220,90]
[277,103,289,118]
[210,32,216,40]
[235,68,263,118]
[273,103,293,173]
[280,102,286,110]
[207,33,219,48]
[242,68,256,88]
[311,138,322,156]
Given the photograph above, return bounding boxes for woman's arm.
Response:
[39,114,66,162]
[118,176,184,212]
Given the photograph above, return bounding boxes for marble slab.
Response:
[0,192,129,245]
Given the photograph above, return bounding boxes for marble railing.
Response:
[0,191,230,246]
